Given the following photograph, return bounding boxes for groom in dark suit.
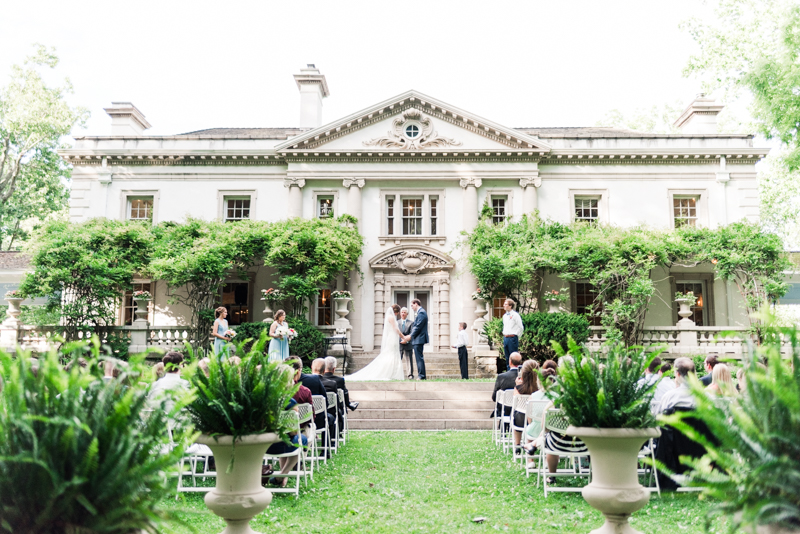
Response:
[405,299,428,380]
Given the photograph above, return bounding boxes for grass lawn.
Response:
[161,431,724,534]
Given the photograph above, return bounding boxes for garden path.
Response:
[164,431,716,534]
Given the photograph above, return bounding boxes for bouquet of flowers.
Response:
[331,290,351,299]
[224,329,237,340]
[133,290,152,300]
[4,290,22,299]
[261,288,287,301]
[275,325,298,341]
[543,288,569,303]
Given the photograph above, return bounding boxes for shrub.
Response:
[183,330,298,471]
[230,322,271,353]
[548,338,659,429]
[0,340,186,533]
[483,312,590,361]
[662,319,800,532]
[287,316,327,362]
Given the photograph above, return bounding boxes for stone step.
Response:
[347,419,493,430]
[349,408,491,420]
[351,390,492,401]
[348,381,493,391]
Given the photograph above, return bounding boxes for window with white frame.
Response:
[673,196,699,227]
[382,190,445,240]
[127,197,153,221]
[402,198,423,235]
[575,197,599,224]
[318,196,334,219]
[491,196,507,225]
[224,197,251,222]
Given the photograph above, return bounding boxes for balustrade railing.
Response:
[147,326,199,349]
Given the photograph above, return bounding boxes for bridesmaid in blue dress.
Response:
[268,309,290,362]
[212,306,231,358]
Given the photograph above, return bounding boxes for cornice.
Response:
[62,154,286,166]
[283,151,542,164]
[541,152,766,165]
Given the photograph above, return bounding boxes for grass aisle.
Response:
[162,431,716,534]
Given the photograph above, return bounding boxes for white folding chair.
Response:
[638,437,660,497]
[510,394,530,464]
[337,389,348,447]
[296,402,315,480]
[539,409,591,497]
[500,390,515,454]
[263,410,303,498]
[524,399,550,477]
[492,393,504,446]
[311,394,330,464]
[326,391,340,455]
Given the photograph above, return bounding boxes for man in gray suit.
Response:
[398,307,415,379]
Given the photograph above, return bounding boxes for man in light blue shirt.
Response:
[501,299,524,364]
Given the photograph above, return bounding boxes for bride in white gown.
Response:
[348,304,406,381]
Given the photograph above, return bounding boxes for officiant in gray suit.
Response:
[398,307,415,379]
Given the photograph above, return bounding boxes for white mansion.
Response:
[55,65,775,354]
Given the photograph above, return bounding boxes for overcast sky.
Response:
[0,0,713,137]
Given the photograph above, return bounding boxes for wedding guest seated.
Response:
[198,357,211,377]
[264,364,308,489]
[147,352,190,413]
[491,352,522,418]
[322,356,358,412]
[706,363,737,397]
[652,362,674,408]
[294,356,334,454]
[512,360,544,453]
[654,357,713,491]
[152,362,166,380]
[699,354,719,386]
[638,357,662,389]
[287,357,314,438]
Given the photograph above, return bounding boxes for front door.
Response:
[394,289,431,350]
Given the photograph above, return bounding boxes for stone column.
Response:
[343,178,365,350]
[460,177,482,348]
[373,272,385,349]
[519,174,542,215]
[438,277,451,350]
[284,178,306,219]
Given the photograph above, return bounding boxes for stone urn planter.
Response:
[3,296,24,326]
[566,426,661,534]
[334,297,351,320]
[545,298,561,314]
[261,298,275,324]
[675,297,695,326]
[196,432,281,534]
[132,297,150,323]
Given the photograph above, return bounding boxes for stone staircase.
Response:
[347,381,495,430]
[345,351,477,380]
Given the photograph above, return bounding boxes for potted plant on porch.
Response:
[184,330,298,534]
[548,338,661,534]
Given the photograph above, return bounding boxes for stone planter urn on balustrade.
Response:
[566,426,661,534]
[3,293,24,327]
[333,297,352,320]
[675,297,695,327]
[261,298,275,324]
[132,297,150,324]
[196,433,281,534]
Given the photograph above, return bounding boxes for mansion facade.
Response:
[57,65,771,353]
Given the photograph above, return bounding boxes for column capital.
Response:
[459,177,482,189]
[343,177,365,188]
[519,174,542,189]
[284,177,306,189]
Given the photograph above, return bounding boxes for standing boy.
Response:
[453,322,470,379]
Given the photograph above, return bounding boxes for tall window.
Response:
[676,281,706,326]
[221,282,249,325]
[402,198,423,235]
[492,196,507,225]
[127,197,153,221]
[225,197,251,222]
[430,197,438,236]
[387,197,395,235]
[575,198,599,224]
[673,197,698,227]
[318,196,334,219]
[122,282,152,325]
[575,282,601,326]
[492,295,507,318]
[317,289,332,325]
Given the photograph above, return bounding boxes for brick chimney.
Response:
[293,64,330,128]
[104,102,151,136]
[673,94,724,134]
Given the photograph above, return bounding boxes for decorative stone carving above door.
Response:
[369,245,455,351]
[363,108,462,150]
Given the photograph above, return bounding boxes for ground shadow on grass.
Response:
[161,431,726,534]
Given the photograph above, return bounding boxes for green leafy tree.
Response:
[0,45,87,248]
[683,0,800,169]
[19,219,152,342]
[757,150,800,249]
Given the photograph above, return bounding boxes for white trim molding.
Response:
[120,190,160,224]
[379,188,446,246]
[217,189,257,221]
[569,189,609,224]
[668,188,709,229]
[312,189,339,219]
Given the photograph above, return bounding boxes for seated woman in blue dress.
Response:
[264,362,308,488]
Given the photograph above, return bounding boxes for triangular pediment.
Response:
[275,90,551,154]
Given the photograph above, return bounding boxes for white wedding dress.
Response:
[347,308,405,381]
